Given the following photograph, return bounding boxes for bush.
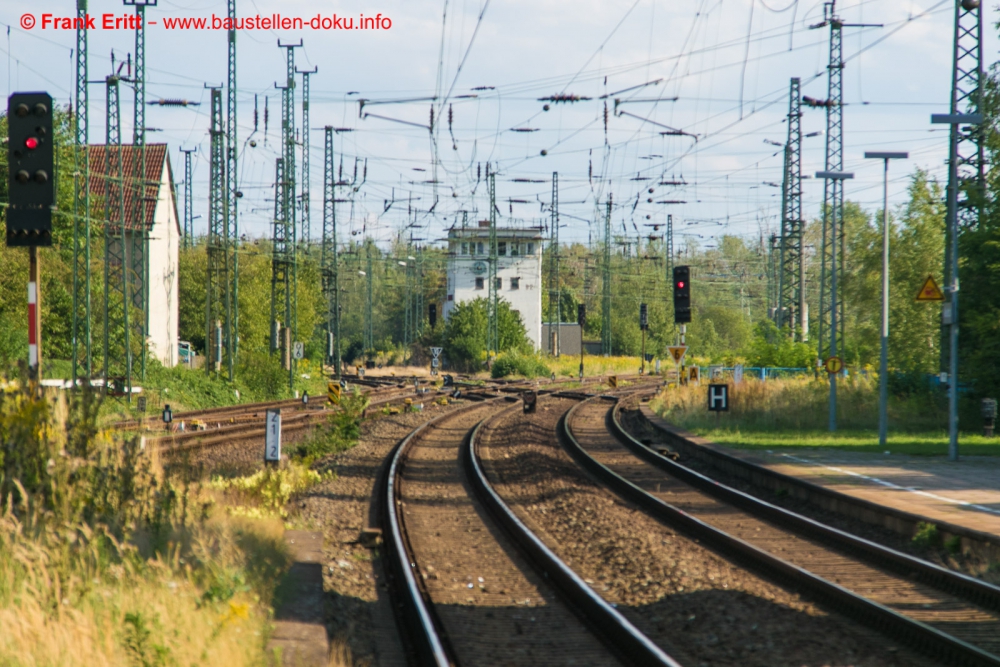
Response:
[295,388,370,462]
[491,351,551,379]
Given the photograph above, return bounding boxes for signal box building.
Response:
[89,144,180,367]
[444,222,545,350]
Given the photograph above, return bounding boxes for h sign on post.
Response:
[264,409,282,463]
[708,384,729,412]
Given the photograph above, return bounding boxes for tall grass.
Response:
[0,381,291,665]
[549,354,646,378]
[652,375,947,433]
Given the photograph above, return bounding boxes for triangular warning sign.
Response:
[668,346,688,364]
[916,275,945,302]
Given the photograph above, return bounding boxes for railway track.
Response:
[380,384,677,667]
[562,389,1000,667]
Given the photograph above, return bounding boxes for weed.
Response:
[209,464,330,517]
[945,535,963,555]
[122,611,170,667]
[912,522,941,548]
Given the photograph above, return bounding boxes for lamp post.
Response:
[816,170,855,432]
[864,152,908,448]
[931,112,983,460]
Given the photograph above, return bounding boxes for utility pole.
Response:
[276,40,300,390]
[365,241,374,351]
[601,196,612,356]
[297,67,316,246]
[206,87,233,378]
[71,0,91,386]
[810,0,880,364]
[322,127,341,377]
[778,77,804,339]
[103,72,131,400]
[487,165,499,358]
[549,171,560,356]
[932,0,985,460]
[665,213,674,282]
[226,0,239,370]
[125,0,154,382]
[180,147,196,248]
[270,157,290,364]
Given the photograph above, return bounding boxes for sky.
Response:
[0,0,991,253]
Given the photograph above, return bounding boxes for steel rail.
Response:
[467,401,681,667]
[561,393,1000,667]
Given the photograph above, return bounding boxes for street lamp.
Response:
[931,112,983,460]
[816,170,855,432]
[864,152,908,448]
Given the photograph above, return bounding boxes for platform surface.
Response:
[641,406,1000,539]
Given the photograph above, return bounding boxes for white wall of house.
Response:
[444,227,544,350]
[146,158,180,367]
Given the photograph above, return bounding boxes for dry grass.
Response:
[549,354,647,378]
[652,375,947,433]
[0,384,296,666]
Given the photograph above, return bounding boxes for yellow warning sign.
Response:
[916,275,945,302]
[608,376,618,388]
[327,382,341,405]
[668,346,688,364]
[825,356,844,374]
[689,366,700,383]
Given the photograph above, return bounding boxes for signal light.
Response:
[7,92,54,247]
[673,265,691,324]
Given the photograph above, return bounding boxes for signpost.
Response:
[430,347,442,376]
[916,275,945,302]
[265,409,282,464]
[708,384,729,411]
[824,356,844,375]
[292,342,304,360]
[734,364,744,385]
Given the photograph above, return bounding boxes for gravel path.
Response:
[293,398,461,667]
[478,395,940,667]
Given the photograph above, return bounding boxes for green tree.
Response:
[442,297,531,371]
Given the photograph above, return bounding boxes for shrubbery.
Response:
[491,351,551,379]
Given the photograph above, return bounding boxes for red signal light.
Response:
[677,281,685,289]
[24,137,39,150]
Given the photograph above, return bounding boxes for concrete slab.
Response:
[267,530,330,667]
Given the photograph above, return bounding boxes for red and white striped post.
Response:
[27,246,41,380]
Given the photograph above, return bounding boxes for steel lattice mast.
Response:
[125,0,154,382]
[71,0,91,385]
[778,77,804,339]
[665,213,674,283]
[322,127,341,377]
[601,197,612,356]
[103,73,131,399]
[206,87,233,378]
[548,171,560,356]
[942,0,985,371]
[227,0,239,372]
[298,67,316,246]
[364,241,374,351]
[271,157,290,360]
[487,166,498,357]
[276,41,300,388]
[180,147,195,248]
[814,1,845,366]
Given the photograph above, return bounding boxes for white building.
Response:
[90,144,180,367]
[444,222,545,349]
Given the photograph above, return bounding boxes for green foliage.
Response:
[122,611,171,667]
[209,464,330,517]
[743,320,815,368]
[442,297,531,372]
[911,522,941,548]
[491,351,551,378]
[295,388,370,462]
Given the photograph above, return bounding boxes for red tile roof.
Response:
[87,144,168,231]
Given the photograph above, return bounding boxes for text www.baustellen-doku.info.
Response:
[18,12,393,32]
